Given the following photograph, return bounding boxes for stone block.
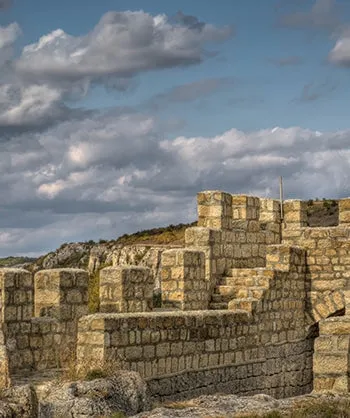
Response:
[283,200,307,228]
[197,191,232,230]
[231,195,260,221]
[34,269,88,320]
[161,249,207,310]
[100,266,153,313]
[314,352,349,374]
[339,199,350,225]
[0,269,33,323]
[319,317,350,335]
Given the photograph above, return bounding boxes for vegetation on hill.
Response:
[306,198,338,227]
[0,256,36,268]
[111,221,197,246]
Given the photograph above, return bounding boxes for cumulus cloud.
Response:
[15,11,233,90]
[0,7,348,257]
[0,82,92,138]
[277,0,340,31]
[0,22,21,68]
[0,10,232,137]
[329,35,350,65]
[0,22,20,49]
[0,104,349,256]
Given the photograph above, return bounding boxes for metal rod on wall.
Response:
[279,176,284,222]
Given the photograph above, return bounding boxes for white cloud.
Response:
[0,22,20,49]
[0,23,20,68]
[0,84,63,125]
[0,104,348,256]
[329,36,350,66]
[15,11,232,89]
[0,8,348,256]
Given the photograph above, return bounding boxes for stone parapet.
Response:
[314,316,350,393]
[197,191,232,230]
[34,268,89,321]
[231,195,260,221]
[161,249,208,310]
[77,307,313,400]
[100,266,154,313]
[0,268,33,323]
[339,198,350,225]
[283,200,308,229]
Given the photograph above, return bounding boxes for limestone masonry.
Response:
[1,191,350,401]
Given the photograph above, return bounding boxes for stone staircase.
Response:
[209,268,274,312]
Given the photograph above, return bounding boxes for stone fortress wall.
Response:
[0,191,349,400]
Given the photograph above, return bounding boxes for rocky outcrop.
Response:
[31,243,94,273]
[39,371,150,417]
[0,385,38,417]
[89,244,174,288]
[132,393,350,418]
[30,241,178,290]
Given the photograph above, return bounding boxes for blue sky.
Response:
[0,0,350,256]
[2,0,349,134]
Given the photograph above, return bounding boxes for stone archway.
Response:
[312,292,350,393]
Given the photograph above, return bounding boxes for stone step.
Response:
[234,286,265,299]
[228,297,258,312]
[229,268,260,277]
[214,285,237,297]
[210,294,233,303]
[228,268,274,279]
[220,275,270,288]
[209,302,229,310]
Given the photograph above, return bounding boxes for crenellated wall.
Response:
[0,190,350,401]
[77,244,314,400]
[172,191,282,309]
[161,249,208,310]
[0,268,89,383]
[99,266,154,313]
[282,199,350,321]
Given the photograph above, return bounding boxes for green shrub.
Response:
[88,262,112,313]
[153,291,162,308]
[85,368,108,381]
[109,412,127,418]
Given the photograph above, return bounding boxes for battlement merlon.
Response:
[339,198,350,225]
[197,190,281,230]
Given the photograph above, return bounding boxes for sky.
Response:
[0,0,350,257]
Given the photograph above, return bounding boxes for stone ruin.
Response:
[0,190,350,401]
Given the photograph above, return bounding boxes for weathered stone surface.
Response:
[131,393,350,418]
[1,384,38,418]
[161,249,208,310]
[2,189,350,403]
[40,371,150,417]
[100,266,154,313]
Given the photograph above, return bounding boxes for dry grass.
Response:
[88,262,112,313]
[60,352,123,383]
[160,397,350,418]
[113,222,197,246]
[160,400,199,409]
